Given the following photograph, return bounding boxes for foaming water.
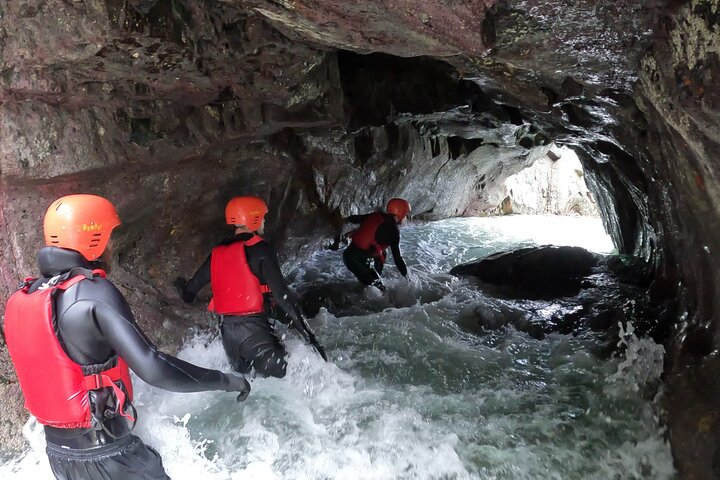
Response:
[1,216,674,479]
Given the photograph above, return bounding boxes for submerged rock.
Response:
[455,251,662,345]
[450,245,599,299]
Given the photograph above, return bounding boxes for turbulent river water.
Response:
[2,215,675,479]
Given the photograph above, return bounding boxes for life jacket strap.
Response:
[244,235,264,247]
[83,364,135,423]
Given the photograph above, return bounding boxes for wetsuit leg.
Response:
[46,435,169,480]
[220,315,287,378]
[219,319,253,374]
[343,244,382,287]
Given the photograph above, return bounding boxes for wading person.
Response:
[3,194,251,480]
[341,198,411,291]
[173,196,326,378]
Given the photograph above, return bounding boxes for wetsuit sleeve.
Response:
[254,243,304,322]
[390,241,408,277]
[184,254,211,299]
[90,282,232,393]
[378,221,407,277]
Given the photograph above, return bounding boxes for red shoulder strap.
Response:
[56,269,107,291]
[244,235,264,247]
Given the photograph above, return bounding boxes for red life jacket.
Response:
[208,235,271,316]
[4,270,134,429]
[350,212,391,262]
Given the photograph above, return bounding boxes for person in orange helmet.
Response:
[3,194,250,480]
[341,198,410,291]
[173,196,326,379]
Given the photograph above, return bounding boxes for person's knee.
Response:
[254,349,287,378]
[229,356,252,374]
[360,268,380,286]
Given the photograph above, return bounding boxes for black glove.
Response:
[173,277,195,304]
[223,373,251,402]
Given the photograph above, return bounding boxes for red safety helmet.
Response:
[225,196,268,231]
[44,194,121,261]
[386,198,411,221]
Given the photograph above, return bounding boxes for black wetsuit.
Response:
[26,247,246,480]
[179,233,304,378]
[343,213,407,289]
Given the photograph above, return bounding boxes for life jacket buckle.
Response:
[88,373,103,390]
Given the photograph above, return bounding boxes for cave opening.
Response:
[497,146,602,218]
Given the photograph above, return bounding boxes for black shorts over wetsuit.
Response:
[180,233,304,378]
[30,247,241,480]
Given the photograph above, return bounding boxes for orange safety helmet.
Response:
[386,198,411,221]
[43,194,121,261]
[225,196,268,231]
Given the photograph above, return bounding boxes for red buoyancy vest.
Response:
[4,271,134,429]
[208,236,271,316]
[350,212,391,261]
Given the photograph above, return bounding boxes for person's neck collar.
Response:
[37,247,93,277]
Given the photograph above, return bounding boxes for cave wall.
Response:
[636,2,720,475]
[0,0,719,477]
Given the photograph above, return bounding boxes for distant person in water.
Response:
[3,194,250,480]
[174,196,327,378]
[341,198,411,291]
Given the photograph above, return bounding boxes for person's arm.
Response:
[256,243,304,323]
[254,243,329,360]
[88,281,247,393]
[385,223,408,277]
[175,254,211,303]
[327,215,367,250]
[390,241,408,277]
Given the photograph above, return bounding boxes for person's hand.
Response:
[173,277,195,304]
[224,373,251,402]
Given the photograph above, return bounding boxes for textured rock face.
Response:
[245,0,494,57]
[634,3,720,476]
[499,147,600,216]
[0,0,719,476]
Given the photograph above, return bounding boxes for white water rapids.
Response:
[1,215,675,479]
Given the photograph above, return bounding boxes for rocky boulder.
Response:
[450,245,599,299]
